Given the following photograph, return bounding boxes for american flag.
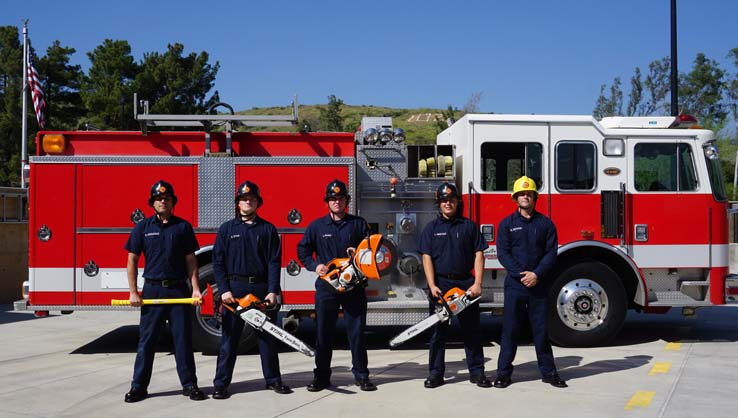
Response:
[26,52,45,129]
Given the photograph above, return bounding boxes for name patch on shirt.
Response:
[144,232,160,237]
[509,227,523,232]
[433,232,447,237]
[230,234,240,239]
[321,234,333,238]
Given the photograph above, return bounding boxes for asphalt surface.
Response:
[1,305,737,418]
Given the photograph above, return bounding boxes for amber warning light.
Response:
[41,134,66,154]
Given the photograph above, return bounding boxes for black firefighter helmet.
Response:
[324,179,350,202]
[235,180,264,207]
[148,180,178,206]
[435,182,460,203]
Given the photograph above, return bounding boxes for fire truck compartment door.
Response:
[235,163,352,228]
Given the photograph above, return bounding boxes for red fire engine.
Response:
[15,98,738,350]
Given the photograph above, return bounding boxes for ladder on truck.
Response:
[133,93,299,155]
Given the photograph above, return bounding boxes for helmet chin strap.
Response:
[240,210,257,223]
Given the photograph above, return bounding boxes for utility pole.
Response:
[670,0,679,116]
[21,20,28,188]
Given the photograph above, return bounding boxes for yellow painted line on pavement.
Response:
[649,362,671,376]
[665,342,682,351]
[625,391,655,410]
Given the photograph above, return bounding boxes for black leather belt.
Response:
[229,275,267,284]
[437,273,470,280]
[145,279,186,288]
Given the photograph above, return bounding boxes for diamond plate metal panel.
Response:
[356,145,408,183]
[198,157,235,228]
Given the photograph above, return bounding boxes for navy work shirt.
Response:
[496,210,558,292]
[212,216,282,295]
[125,215,199,280]
[297,214,370,271]
[418,215,487,277]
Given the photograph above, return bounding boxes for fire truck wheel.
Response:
[190,263,258,354]
[547,260,627,347]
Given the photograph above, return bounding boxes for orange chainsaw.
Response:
[319,234,396,293]
[389,287,481,348]
[223,294,315,357]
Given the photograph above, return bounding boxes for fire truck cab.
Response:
[439,113,737,345]
[16,99,738,350]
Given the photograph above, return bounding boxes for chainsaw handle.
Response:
[425,287,452,313]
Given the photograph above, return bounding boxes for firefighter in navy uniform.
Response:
[494,176,567,389]
[124,180,205,403]
[297,179,377,392]
[211,181,291,399]
[417,182,491,389]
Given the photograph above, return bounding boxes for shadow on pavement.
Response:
[69,306,738,356]
[0,305,55,324]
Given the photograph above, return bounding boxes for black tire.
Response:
[191,263,257,354]
[548,260,627,347]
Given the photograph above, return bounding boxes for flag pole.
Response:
[21,20,28,189]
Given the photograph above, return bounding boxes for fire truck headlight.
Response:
[393,128,405,143]
[603,138,624,156]
[364,128,379,145]
[42,134,66,154]
[704,145,719,160]
[378,128,393,144]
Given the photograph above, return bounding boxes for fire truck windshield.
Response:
[703,142,727,201]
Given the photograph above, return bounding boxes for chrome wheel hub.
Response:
[556,278,608,331]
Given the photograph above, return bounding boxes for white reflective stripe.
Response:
[632,244,728,268]
[483,244,728,270]
[29,268,74,291]
[281,268,318,291]
[31,267,146,292]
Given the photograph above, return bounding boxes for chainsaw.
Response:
[319,234,395,293]
[389,287,481,348]
[223,294,315,357]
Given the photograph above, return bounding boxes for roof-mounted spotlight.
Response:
[393,128,405,143]
[363,128,379,145]
[378,128,393,144]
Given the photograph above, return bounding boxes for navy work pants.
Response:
[497,286,556,378]
[428,277,485,378]
[313,279,369,382]
[213,281,281,389]
[131,281,197,390]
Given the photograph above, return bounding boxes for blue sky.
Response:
[6,0,738,115]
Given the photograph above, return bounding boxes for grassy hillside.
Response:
[239,103,459,144]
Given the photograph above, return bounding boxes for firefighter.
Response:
[297,179,377,392]
[494,176,567,388]
[211,181,291,399]
[124,180,205,403]
[417,182,491,389]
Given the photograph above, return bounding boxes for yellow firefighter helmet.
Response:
[511,176,538,199]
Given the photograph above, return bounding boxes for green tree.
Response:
[37,41,85,130]
[318,94,344,131]
[133,43,219,115]
[0,25,25,186]
[80,39,138,130]
[626,67,643,116]
[679,53,726,127]
[727,48,738,122]
[643,57,671,115]
[434,105,457,133]
[593,77,623,118]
